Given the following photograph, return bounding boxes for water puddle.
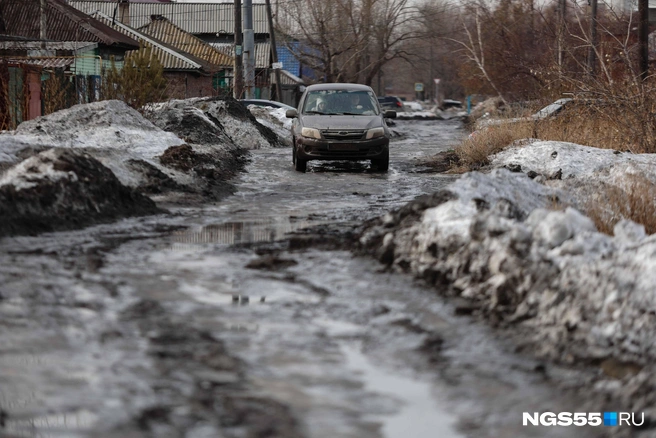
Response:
[342,345,463,438]
[167,217,319,249]
[3,409,98,437]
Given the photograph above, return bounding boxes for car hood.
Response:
[301,115,382,130]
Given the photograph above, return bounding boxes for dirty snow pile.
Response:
[245,106,293,146]
[0,97,284,236]
[149,97,283,150]
[359,142,656,412]
[0,98,284,209]
[0,148,159,237]
[492,140,656,200]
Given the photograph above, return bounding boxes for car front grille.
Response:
[321,129,365,141]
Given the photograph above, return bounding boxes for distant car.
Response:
[377,96,405,111]
[475,98,573,130]
[286,83,397,172]
[239,99,296,111]
[441,99,463,109]
[403,101,424,111]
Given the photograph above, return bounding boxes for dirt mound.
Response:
[159,144,209,172]
[0,148,161,237]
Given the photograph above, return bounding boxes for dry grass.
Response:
[584,174,656,235]
[534,104,628,151]
[451,95,650,173]
[43,71,72,116]
[454,120,534,171]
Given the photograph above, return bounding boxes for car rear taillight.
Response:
[396,101,402,107]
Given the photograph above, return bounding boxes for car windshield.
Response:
[302,90,380,116]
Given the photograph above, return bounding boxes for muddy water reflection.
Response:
[343,345,461,438]
[169,217,318,249]
[4,410,97,437]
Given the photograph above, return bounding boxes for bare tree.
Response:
[276,0,418,85]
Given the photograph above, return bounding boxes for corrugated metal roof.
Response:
[0,0,139,48]
[212,42,269,68]
[4,57,75,68]
[92,11,215,73]
[138,16,232,68]
[69,1,268,34]
[0,41,97,52]
[276,68,303,85]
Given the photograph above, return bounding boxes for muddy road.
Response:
[1,120,599,438]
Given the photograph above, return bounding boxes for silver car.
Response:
[286,83,396,172]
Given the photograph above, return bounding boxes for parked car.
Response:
[377,96,405,111]
[441,99,463,110]
[285,83,396,172]
[403,101,424,111]
[475,98,573,130]
[239,99,296,111]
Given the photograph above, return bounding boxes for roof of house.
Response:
[212,42,270,69]
[69,1,268,34]
[0,41,97,52]
[92,11,217,73]
[3,57,76,68]
[138,15,232,68]
[0,0,139,49]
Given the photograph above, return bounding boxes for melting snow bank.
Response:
[0,149,160,237]
[0,98,285,208]
[358,166,656,414]
[0,98,284,236]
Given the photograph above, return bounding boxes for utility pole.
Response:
[639,0,649,80]
[265,0,282,101]
[587,0,598,76]
[243,0,255,99]
[234,0,244,98]
[40,0,47,50]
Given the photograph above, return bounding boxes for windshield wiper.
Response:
[304,110,325,115]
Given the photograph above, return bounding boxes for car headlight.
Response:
[365,127,385,139]
[301,127,321,139]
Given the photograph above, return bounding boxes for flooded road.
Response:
[0,120,600,438]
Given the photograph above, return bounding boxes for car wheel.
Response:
[292,140,296,165]
[371,150,389,172]
[295,156,307,172]
[293,143,307,171]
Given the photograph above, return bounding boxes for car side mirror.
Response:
[286,109,298,118]
[384,110,397,119]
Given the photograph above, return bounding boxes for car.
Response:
[403,101,424,112]
[441,99,463,109]
[239,99,296,111]
[285,83,397,172]
[377,96,405,111]
[474,98,573,130]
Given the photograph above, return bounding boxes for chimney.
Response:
[118,0,130,25]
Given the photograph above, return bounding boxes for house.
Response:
[136,15,233,92]
[69,1,268,43]
[0,0,139,127]
[70,1,304,104]
[91,11,227,99]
